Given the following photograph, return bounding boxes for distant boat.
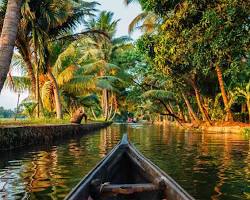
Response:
[127,117,137,123]
[65,135,194,200]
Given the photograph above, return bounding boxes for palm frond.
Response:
[84,11,120,38]
[128,12,148,33]
[10,52,28,76]
[128,12,159,34]
[78,94,100,107]
[98,76,124,84]
[56,65,78,86]
[49,1,99,36]
[61,82,95,95]
[81,60,106,74]
[53,43,77,74]
[123,0,139,5]
[142,90,174,101]
[54,30,110,42]
[4,74,30,92]
[96,79,115,91]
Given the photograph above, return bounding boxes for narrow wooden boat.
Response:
[65,135,194,200]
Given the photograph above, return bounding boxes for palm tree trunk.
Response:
[177,105,185,122]
[91,107,97,120]
[25,58,36,97]
[107,98,113,120]
[102,89,109,120]
[215,64,233,121]
[247,100,250,123]
[22,51,36,98]
[16,40,36,98]
[110,93,118,121]
[0,0,23,92]
[182,92,200,123]
[107,92,116,120]
[14,92,20,121]
[33,46,41,118]
[36,68,40,118]
[166,102,182,126]
[110,108,117,121]
[191,80,212,125]
[187,110,195,123]
[47,71,63,119]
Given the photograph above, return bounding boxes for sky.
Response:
[0,0,142,109]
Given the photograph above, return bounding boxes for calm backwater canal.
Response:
[0,124,249,200]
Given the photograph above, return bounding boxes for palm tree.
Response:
[37,40,101,119]
[11,0,98,119]
[215,64,234,121]
[34,0,98,119]
[83,11,131,120]
[0,0,23,92]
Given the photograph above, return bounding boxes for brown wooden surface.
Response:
[99,183,159,194]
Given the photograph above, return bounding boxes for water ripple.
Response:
[0,124,249,200]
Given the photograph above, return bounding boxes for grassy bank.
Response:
[0,118,105,127]
[163,121,250,134]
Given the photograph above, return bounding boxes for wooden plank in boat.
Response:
[98,183,159,194]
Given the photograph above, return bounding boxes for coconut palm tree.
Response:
[9,0,97,119]
[83,11,131,120]
[0,0,23,92]
[0,0,98,118]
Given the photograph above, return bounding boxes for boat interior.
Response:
[67,137,191,200]
[87,147,165,200]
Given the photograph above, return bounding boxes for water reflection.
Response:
[0,124,249,200]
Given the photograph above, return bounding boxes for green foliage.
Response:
[2,0,249,125]
[134,0,250,123]
[20,101,37,118]
[142,90,174,101]
[242,128,250,135]
[0,107,15,118]
[139,0,180,15]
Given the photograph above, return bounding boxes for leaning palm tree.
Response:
[0,0,23,92]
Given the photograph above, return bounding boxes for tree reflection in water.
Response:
[0,124,249,200]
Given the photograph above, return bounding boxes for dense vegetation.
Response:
[0,0,249,126]
[126,0,250,125]
[0,106,15,118]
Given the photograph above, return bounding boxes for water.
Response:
[0,124,249,200]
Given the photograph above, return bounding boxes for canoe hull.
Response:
[65,135,194,200]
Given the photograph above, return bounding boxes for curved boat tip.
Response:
[120,134,129,146]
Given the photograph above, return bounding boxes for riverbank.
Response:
[165,121,250,133]
[0,121,112,150]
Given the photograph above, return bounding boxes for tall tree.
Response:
[84,11,131,120]
[16,0,97,119]
[0,0,22,92]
